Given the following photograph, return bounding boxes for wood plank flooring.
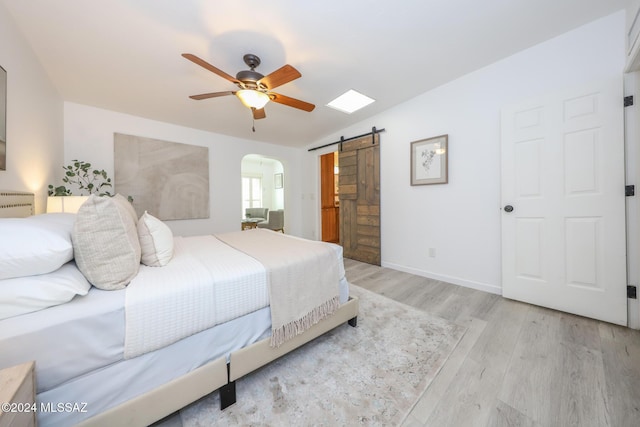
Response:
[343,259,640,427]
[156,259,640,426]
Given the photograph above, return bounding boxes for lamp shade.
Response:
[236,90,270,109]
[47,196,89,213]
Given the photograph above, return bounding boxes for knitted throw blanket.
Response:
[216,229,341,347]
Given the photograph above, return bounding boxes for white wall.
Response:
[303,12,626,295]
[63,102,303,236]
[0,2,63,212]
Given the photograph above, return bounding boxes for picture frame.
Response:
[0,65,6,171]
[274,172,283,189]
[410,134,448,185]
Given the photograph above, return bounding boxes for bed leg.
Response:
[220,380,236,410]
[348,316,357,327]
[220,363,236,410]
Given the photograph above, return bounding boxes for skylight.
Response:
[326,89,375,114]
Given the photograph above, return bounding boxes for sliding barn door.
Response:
[339,133,380,265]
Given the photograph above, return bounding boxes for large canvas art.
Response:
[114,133,209,220]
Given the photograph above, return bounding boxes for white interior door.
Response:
[501,79,627,325]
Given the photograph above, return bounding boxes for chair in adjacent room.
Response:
[245,207,268,221]
[258,209,284,233]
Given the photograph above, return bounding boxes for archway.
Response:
[241,154,285,227]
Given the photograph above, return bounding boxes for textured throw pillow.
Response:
[72,194,141,290]
[0,213,76,280]
[0,262,91,320]
[138,211,174,267]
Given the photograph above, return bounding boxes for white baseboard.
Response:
[381,261,502,296]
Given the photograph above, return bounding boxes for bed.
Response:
[0,191,358,426]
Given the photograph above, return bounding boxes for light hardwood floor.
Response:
[156,259,640,427]
[343,259,640,427]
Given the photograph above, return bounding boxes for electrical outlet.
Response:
[428,248,436,258]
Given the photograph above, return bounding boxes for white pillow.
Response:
[72,194,141,290]
[0,262,91,320]
[138,211,174,267]
[0,213,76,280]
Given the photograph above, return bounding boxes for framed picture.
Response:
[0,65,6,171]
[411,134,448,185]
[274,173,283,189]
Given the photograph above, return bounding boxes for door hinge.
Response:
[629,285,637,299]
[626,185,635,197]
[625,95,634,107]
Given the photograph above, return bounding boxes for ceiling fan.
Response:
[182,53,315,121]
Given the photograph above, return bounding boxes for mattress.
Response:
[0,285,125,393]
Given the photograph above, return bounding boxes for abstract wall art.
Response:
[114,133,209,220]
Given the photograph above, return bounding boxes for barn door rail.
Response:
[307,127,385,152]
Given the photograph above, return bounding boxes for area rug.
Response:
[180,285,467,426]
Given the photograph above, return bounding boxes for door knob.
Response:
[504,205,514,213]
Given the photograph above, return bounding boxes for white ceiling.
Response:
[1,0,627,147]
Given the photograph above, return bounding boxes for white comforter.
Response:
[124,235,268,359]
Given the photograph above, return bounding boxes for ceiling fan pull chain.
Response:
[252,117,256,133]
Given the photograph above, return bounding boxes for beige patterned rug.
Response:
[180,285,467,426]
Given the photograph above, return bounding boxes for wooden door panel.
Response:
[339,174,357,185]
[357,205,380,215]
[339,133,381,265]
[340,152,357,166]
[320,152,339,243]
[339,186,357,199]
[357,225,380,237]
[320,154,335,208]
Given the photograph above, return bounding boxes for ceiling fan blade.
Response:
[269,92,315,112]
[258,65,301,90]
[252,107,266,120]
[182,53,239,84]
[189,91,235,100]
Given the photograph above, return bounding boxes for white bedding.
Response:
[0,231,351,426]
[124,235,268,358]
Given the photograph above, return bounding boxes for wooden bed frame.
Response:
[0,191,359,426]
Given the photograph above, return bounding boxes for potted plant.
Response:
[48,160,113,197]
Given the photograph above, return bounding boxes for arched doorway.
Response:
[241,154,285,229]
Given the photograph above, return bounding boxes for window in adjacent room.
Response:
[242,175,262,213]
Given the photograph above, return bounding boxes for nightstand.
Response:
[0,361,36,427]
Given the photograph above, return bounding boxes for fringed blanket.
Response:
[217,229,341,347]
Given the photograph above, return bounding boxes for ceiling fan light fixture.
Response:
[236,89,270,109]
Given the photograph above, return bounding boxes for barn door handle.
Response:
[504,205,514,213]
